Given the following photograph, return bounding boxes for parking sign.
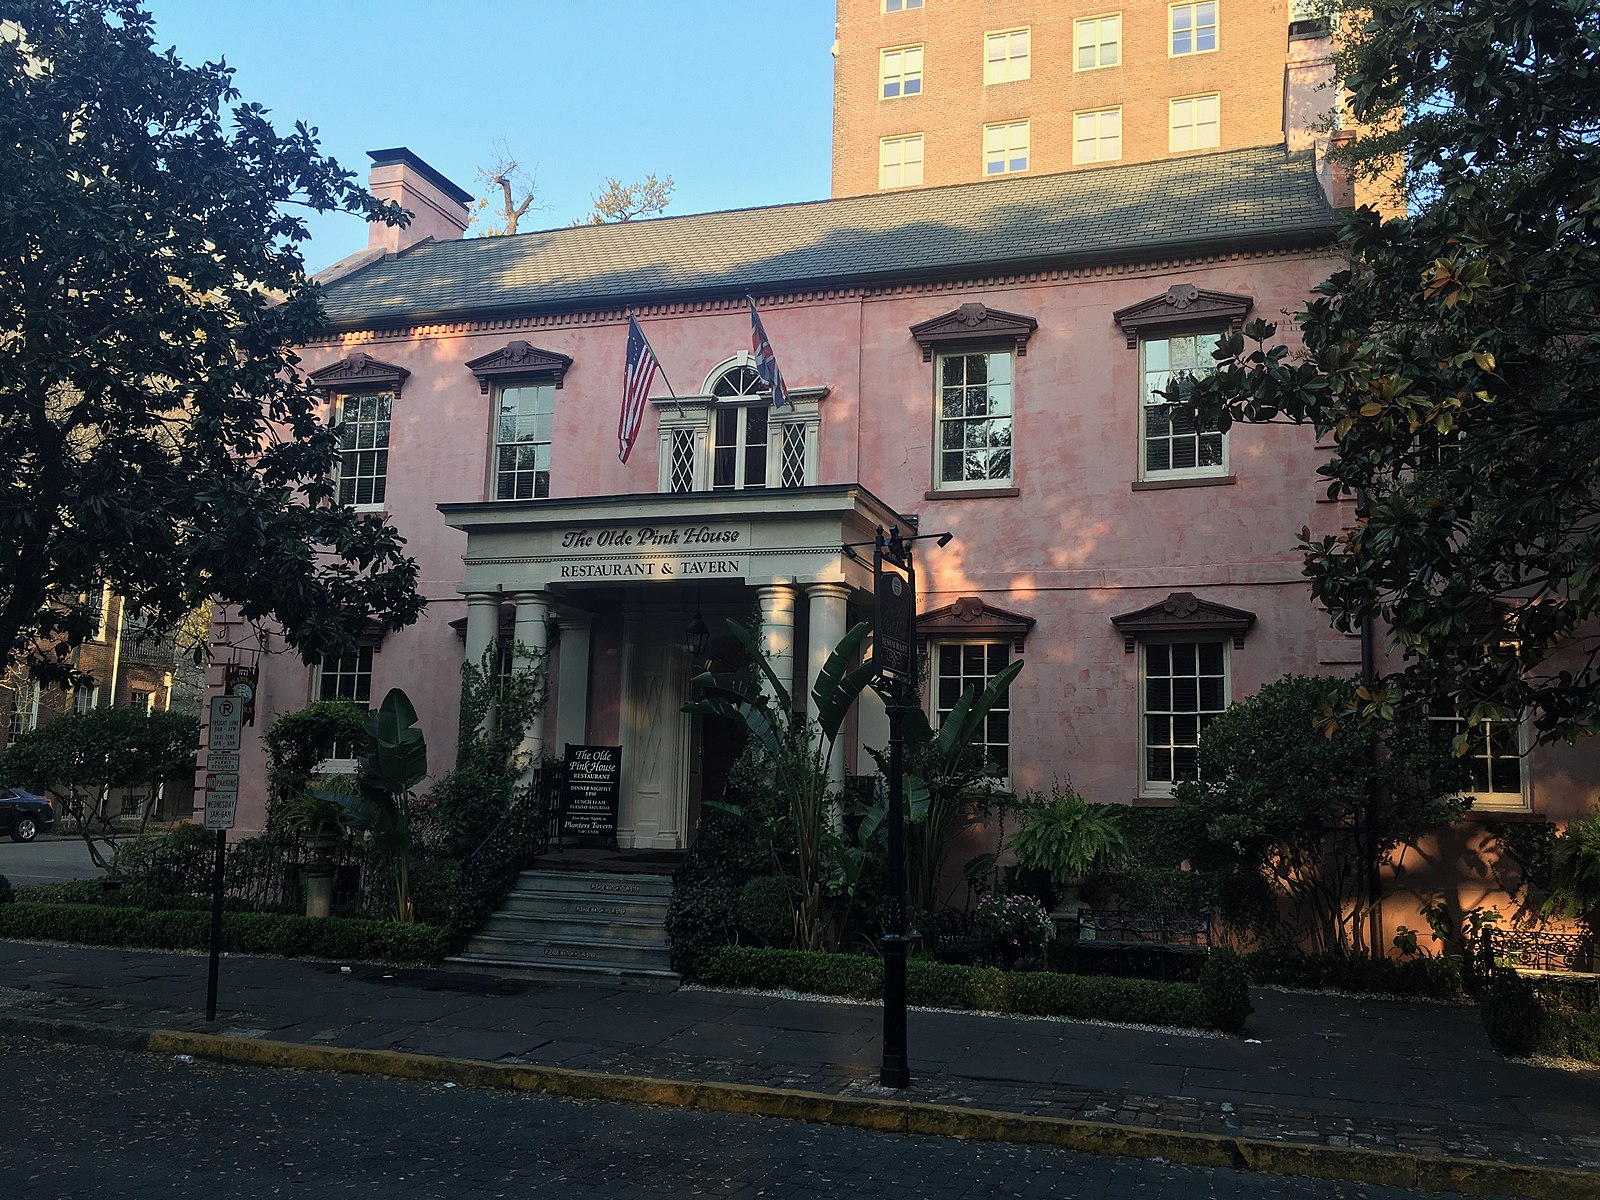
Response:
[208,695,243,752]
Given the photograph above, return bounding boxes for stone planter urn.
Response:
[304,828,338,919]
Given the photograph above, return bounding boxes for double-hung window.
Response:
[1075,13,1121,70]
[494,383,555,500]
[74,684,99,714]
[883,0,922,10]
[1430,701,1529,812]
[983,120,1030,175]
[336,392,392,509]
[1141,332,1225,479]
[1141,640,1227,795]
[657,357,819,494]
[7,683,39,737]
[935,642,1014,775]
[1169,1,1218,55]
[316,646,373,766]
[1074,107,1123,163]
[936,350,1013,488]
[984,28,1030,84]
[880,134,925,189]
[1169,93,1221,152]
[880,45,923,99]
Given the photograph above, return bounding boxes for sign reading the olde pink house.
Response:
[560,744,622,840]
[552,522,750,581]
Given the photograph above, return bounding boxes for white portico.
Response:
[439,485,904,850]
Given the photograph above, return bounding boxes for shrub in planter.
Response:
[1198,947,1253,1034]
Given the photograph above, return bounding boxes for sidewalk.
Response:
[2,941,1596,1192]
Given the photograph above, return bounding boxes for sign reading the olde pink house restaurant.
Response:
[552,522,750,581]
[560,744,622,841]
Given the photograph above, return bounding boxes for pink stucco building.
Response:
[209,143,1594,945]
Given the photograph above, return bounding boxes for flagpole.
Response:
[629,307,683,417]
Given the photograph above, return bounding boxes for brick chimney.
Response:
[366,147,472,254]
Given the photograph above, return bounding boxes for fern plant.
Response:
[1009,779,1126,893]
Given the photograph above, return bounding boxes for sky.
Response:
[143,1,838,271]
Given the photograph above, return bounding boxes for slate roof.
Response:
[318,144,1341,332]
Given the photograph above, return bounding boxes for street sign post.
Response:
[208,695,243,752]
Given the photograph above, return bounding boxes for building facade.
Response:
[207,143,1598,941]
[832,0,1335,197]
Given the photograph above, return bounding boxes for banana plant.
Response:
[316,687,427,922]
[869,658,1024,913]
[685,620,875,950]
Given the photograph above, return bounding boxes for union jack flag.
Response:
[747,296,791,410]
[619,313,660,463]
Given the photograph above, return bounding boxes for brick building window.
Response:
[879,134,924,188]
[883,0,922,10]
[130,689,155,714]
[74,684,99,714]
[1169,93,1220,152]
[984,28,1030,84]
[1074,107,1123,163]
[983,120,1030,175]
[880,45,923,99]
[1169,1,1218,56]
[1075,13,1122,70]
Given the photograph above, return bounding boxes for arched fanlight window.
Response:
[708,361,771,491]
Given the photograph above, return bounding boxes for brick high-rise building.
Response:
[832,0,1336,196]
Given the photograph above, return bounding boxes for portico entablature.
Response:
[439,484,905,594]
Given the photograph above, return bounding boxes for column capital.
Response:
[805,581,853,601]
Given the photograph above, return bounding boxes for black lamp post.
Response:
[850,523,950,1090]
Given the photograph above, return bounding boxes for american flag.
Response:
[747,296,791,410]
[619,313,660,463]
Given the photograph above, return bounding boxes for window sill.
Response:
[924,486,1020,501]
[1463,803,1539,822]
[1131,475,1235,491]
[1133,794,1176,808]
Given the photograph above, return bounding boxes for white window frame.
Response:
[654,354,823,494]
[932,640,1015,780]
[1074,107,1123,164]
[74,684,100,714]
[313,646,374,771]
[984,27,1030,85]
[7,682,40,737]
[334,391,392,512]
[879,44,923,100]
[935,349,1014,490]
[883,0,922,10]
[1430,705,1531,813]
[129,688,155,714]
[1169,93,1221,153]
[1169,1,1218,57]
[982,120,1030,176]
[1139,331,1227,480]
[492,381,555,502]
[1139,638,1229,798]
[879,133,925,189]
[1074,13,1122,71]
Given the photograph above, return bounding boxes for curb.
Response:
[139,1030,1596,1200]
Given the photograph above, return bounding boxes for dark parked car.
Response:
[0,787,55,842]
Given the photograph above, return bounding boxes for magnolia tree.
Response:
[0,1,424,689]
[1169,0,1600,745]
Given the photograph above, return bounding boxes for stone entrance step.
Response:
[446,867,679,989]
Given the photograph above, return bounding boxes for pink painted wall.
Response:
[215,245,1597,947]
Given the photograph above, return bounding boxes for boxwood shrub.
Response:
[1481,974,1600,1062]
[0,902,446,965]
[1245,948,1466,1001]
[696,945,1252,1033]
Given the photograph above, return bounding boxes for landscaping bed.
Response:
[696,944,1253,1033]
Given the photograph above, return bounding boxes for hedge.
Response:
[696,945,1253,1033]
[1245,948,1467,1001]
[0,902,447,965]
[20,879,253,913]
[1481,975,1600,1062]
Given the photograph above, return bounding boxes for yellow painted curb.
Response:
[147,1031,1599,1200]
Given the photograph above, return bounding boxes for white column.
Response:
[554,612,592,754]
[512,592,551,762]
[757,583,798,710]
[806,582,852,798]
[463,593,501,734]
